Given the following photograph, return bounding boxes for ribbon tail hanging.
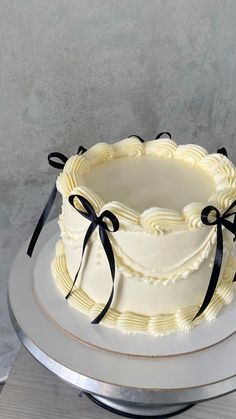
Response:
[193,222,223,320]
[65,221,97,300]
[27,184,57,257]
[91,227,116,324]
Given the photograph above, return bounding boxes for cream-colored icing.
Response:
[62,233,233,315]
[56,138,236,232]
[53,137,236,335]
[83,156,215,212]
[59,206,235,285]
[52,240,236,335]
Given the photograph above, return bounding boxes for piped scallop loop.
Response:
[102,201,140,225]
[144,139,177,158]
[175,144,208,164]
[83,143,114,165]
[57,156,89,197]
[70,186,104,214]
[112,137,144,157]
[140,208,182,234]
[64,154,89,174]
[210,189,236,211]
[182,203,204,229]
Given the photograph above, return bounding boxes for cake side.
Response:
[52,137,236,335]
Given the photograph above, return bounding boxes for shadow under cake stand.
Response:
[8,220,236,418]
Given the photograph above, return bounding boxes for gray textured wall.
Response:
[1,0,236,378]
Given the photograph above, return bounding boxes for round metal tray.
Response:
[8,220,236,417]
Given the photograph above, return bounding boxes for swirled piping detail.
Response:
[102,201,140,225]
[64,155,89,174]
[198,153,236,187]
[112,137,144,157]
[147,314,176,335]
[116,312,149,333]
[89,304,118,327]
[83,143,114,165]
[51,253,93,313]
[182,203,204,229]
[175,144,208,163]
[175,306,200,332]
[56,156,89,198]
[143,139,177,158]
[211,189,235,210]
[216,282,234,305]
[198,153,231,174]
[140,208,182,234]
[52,240,236,336]
[209,189,236,211]
[71,186,105,213]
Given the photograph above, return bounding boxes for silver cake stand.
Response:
[8,220,236,418]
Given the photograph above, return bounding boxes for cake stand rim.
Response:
[8,296,236,404]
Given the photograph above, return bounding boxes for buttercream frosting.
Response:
[52,137,236,335]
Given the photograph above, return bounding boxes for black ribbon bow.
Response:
[66,194,119,324]
[193,201,236,320]
[217,147,228,157]
[27,146,87,257]
[128,132,172,143]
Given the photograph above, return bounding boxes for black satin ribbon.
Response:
[27,146,87,257]
[193,201,236,320]
[217,147,228,157]
[128,132,172,142]
[66,194,119,324]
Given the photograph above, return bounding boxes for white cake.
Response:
[51,137,236,335]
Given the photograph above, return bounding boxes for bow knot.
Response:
[97,210,120,232]
[201,204,236,240]
[66,194,119,324]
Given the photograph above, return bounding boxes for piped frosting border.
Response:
[56,138,236,234]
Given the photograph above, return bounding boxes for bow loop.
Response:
[128,132,172,143]
[48,146,87,170]
[201,205,221,226]
[48,152,68,170]
[155,132,172,139]
[99,210,120,232]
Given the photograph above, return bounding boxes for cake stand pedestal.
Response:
[8,220,236,418]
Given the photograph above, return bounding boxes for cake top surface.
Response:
[56,137,236,233]
[83,155,215,213]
